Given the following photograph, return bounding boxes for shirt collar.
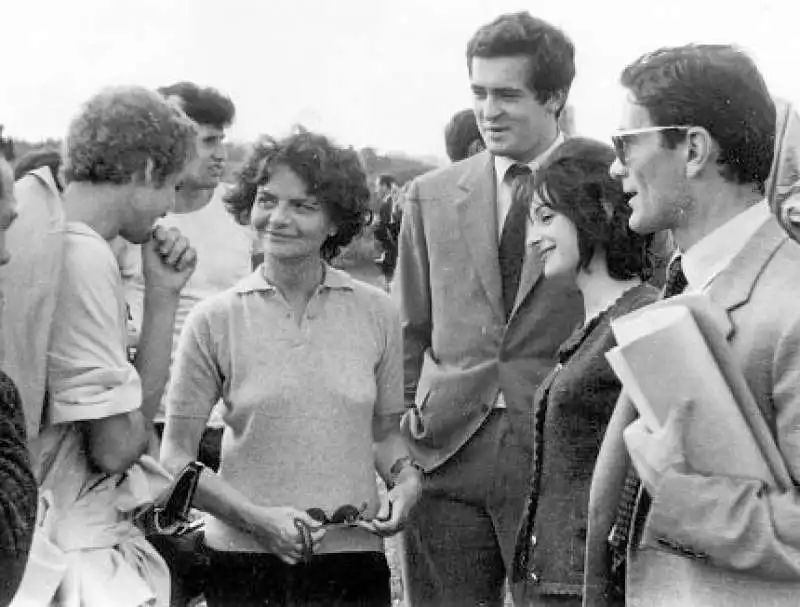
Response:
[682,200,772,291]
[494,132,566,181]
[234,262,355,294]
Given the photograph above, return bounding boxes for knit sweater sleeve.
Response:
[0,370,38,605]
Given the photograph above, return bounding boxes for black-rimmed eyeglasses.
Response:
[611,126,692,166]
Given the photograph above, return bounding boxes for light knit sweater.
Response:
[167,265,403,554]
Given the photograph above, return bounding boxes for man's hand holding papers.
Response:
[623,399,693,494]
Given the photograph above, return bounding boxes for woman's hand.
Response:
[360,467,422,537]
[245,505,326,565]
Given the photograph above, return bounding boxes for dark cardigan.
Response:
[0,369,38,605]
[513,283,660,600]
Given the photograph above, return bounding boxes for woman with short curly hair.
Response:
[161,129,421,606]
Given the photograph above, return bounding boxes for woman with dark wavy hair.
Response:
[160,129,420,606]
[510,138,659,606]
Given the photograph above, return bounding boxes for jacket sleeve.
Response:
[0,372,38,605]
[392,179,431,409]
[642,314,800,580]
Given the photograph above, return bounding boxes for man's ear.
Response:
[545,90,568,117]
[685,127,713,180]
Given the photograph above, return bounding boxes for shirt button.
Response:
[528,570,540,584]
[530,535,537,548]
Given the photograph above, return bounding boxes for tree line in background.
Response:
[9,137,437,270]
[10,138,438,206]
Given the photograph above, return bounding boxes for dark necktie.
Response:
[607,255,687,576]
[499,164,533,320]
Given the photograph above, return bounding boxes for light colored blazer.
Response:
[585,217,800,606]
[395,150,583,471]
[767,98,800,242]
[0,167,64,440]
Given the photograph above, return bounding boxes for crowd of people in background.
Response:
[2,8,800,607]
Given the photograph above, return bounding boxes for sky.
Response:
[3,0,800,163]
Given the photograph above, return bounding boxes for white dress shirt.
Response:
[682,200,772,293]
[491,133,565,409]
[493,132,565,244]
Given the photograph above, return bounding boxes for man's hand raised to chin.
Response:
[141,225,198,294]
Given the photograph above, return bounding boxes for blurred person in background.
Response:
[510,138,659,605]
[766,97,800,241]
[161,129,420,606]
[373,173,402,284]
[444,108,486,163]
[0,127,39,606]
[13,148,64,192]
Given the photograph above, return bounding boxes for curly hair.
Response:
[225,128,372,261]
[63,86,197,187]
[467,12,575,116]
[535,137,654,281]
[157,81,236,129]
[621,44,775,194]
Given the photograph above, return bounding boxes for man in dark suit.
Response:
[586,45,800,606]
[395,12,583,606]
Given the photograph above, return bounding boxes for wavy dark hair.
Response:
[158,81,236,129]
[534,137,654,281]
[621,44,775,195]
[445,109,485,162]
[467,12,575,116]
[225,128,372,261]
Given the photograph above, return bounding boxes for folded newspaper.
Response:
[605,293,798,605]
[606,292,791,490]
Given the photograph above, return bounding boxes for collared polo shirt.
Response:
[166,264,403,554]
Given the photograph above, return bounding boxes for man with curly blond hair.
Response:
[15,86,199,606]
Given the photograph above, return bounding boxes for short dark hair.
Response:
[377,174,398,189]
[535,137,653,281]
[621,44,776,194]
[13,149,63,189]
[466,12,575,114]
[158,81,236,129]
[225,129,372,261]
[445,109,485,162]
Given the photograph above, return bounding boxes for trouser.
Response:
[203,548,391,607]
[400,409,532,607]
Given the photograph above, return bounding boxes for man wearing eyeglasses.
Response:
[395,11,583,607]
[586,45,800,606]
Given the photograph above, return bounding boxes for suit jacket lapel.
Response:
[705,218,788,339]
[456,153,504,320]
[510,246,543,318]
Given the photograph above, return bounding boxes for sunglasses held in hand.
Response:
[294,501,393,562]
[306,502,369,528]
